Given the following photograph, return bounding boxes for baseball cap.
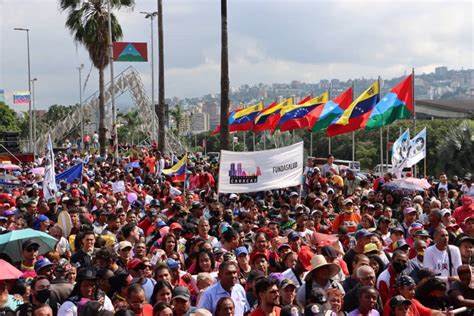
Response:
[172,286,191,301]
[393,239,410,251]
[76,268,98,281]
[395,275,416,287]
[363,243,379,254]
[250,252,267,264]
[191,201,205,209]
[320,246,338,259]
[280,278,297,289]
[229,193,238,200]
[440,208,452,217]
[156,220,167,228]
[390,295,412,309]
[34,258,54,272]
[354,229,374,240]
[390,226,404,234]
[235,246,249,257]
[131,200,143,209]
[455,235,474,246]
[169,222,183,231]
[127,258,145,271]
[342,198,353,206]
[298,247,315,271]
[287,231,301,241]
[22,239,40,250]
[247,270,265,283]
[404,207,417,215]
[289,192,299,197]
[47,197,57,204]
[414,230,430,237]
[277,244,291,251]
[119,241,133,251]
[165,258,179,270]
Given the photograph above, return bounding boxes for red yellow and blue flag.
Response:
[13,91,31,104]
[229,102,264,132]
[278,93,328,132]
[162,155,187,182]
[326,82,380,137]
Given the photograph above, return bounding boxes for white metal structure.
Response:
[35,66,186,155]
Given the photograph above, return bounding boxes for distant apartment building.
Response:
[435,66,448,77]
[191,112,210,133]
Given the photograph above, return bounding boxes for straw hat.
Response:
[304,255,341,281]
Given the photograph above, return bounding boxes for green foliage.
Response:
[117,110,147,144]
[192,118,474,176]
[0,102,22,133]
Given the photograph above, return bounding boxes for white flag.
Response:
[391,128,410,171]
[405,128,427,167]
[218,142,304,193]
[43,134,58,200]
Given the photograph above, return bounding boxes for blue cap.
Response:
[354,229,374,240]
[235,246,249,257]
[287,230,301,241]
[165,258,179,270]
[156,220,167,228]
[131,200,143,209]
[35,258,54,272]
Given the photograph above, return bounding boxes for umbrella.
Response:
[125,161,140,169]
[30,167,45,176]
[0,163,21,171]
[383,177,431,192]
[0,174,18,181]
[0,228,57,262]
[0,259,23,280]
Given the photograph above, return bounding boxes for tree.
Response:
[436,120,474,177]
[60,0,134,157]
[219,0,230,150]
[169,104,183,136]
[117,110,143,144]
[0,102,22,133]
[157,0,166,153]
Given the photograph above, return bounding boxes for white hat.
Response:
[304,255,341,281]
[441,208,451,217]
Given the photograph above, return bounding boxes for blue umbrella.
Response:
[0,228,57,262]
[125,161,141,170]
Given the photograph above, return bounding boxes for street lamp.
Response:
[77,64,84,148]
[140,11,158,144]
[13,27,32,153]
[30,78,37,156]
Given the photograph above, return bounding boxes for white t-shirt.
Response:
[57,295,114,316]
[423,244,462,281]
[461,184,474,198]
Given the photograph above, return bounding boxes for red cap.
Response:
[127,258,144,271]
[71,189,80,198]
[250,252,268,264]
[298,246,315,271]
[170,222,183,231]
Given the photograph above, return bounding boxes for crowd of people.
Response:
[0,147,473,316]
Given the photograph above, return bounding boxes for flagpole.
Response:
[386,126,390,170]
[310,132,313,157]
[412,67,417,177]
[327,85,332,155]
[378,76,383,169]
[351,83,355,164]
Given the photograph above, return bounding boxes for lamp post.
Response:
[140,11,158,144]
[77,64,84,148]
[30,78,37,156]
[13,27,32,153]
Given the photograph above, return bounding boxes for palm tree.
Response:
[436,120,474,176]
[157,0,166,153]
[219,0,230,150]
[60,0,134,157]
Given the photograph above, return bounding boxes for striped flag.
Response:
[43,134,58,200]
[13,91,31,104]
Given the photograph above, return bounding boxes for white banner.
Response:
[405,128,426,167]
[218,142,304,193]
[391,128,410,171]
[43,134,58,200]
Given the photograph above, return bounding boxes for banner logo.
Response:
[228,163,261,184]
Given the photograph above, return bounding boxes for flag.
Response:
[43,135,58,200]
[211,108,241,136]
[278,93,329,132]
[272,96,311,133]
[307,87,353,132]
[365,75,413,130]
[326,82,380,137]
[229,103,264,132]
[0,89,5,103]
[391,128,410,170]
[254,99,292,133]
[162,155,187,182]
[406,128,426,167]
[112,42,148,62]
[13,92,31,104]
[56,163,83,184]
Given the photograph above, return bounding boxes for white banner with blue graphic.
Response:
[218,142,304,193]
[391,128,411,171]
[405,128,427,167]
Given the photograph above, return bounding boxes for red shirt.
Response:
[250,307,281,316]
[135,304,153,316]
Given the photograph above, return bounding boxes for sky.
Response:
[0,0,473,111]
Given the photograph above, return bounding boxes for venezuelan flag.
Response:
[253,101,278,132]
[278,93,328,132]
[162,155,187,182]
[307,87,353,132]
[326,82,380,137]
[229,103,264,132]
